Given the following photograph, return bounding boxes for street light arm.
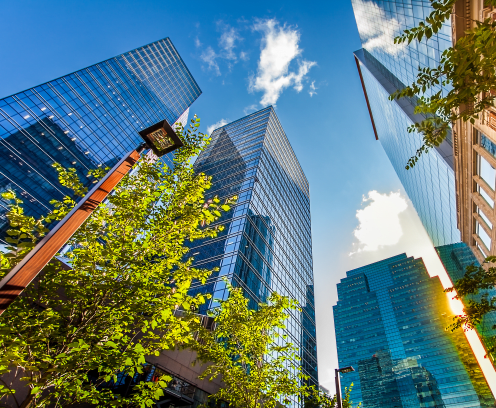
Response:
[0,149,141,315]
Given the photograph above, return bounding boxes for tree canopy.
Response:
[190,283,355,408]
[445,256,496,359]
[0,117,234,408]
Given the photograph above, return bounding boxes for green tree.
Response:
[0,117,234,408]
[190,284,355,408]
[389,0,496,169]
[445,256,496,359]
[304,384,356,408]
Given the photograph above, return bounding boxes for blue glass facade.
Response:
[333,254,494,407]
[351,0,459,246]
[436,243,496,363]
[0,38,200,237]
[351,0,451,97]
[188,107,318,402]
[356,50,459,246]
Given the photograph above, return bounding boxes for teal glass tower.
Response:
[351,0,459,246]
[188,107,318,401]
[0,38,200,237]
[333,254,494,407]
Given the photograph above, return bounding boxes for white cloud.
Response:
[352,0,406,56]
[243,104,258,115]
[199,24,243,75]
[309,81,317,97]
[200,47,220,76]
[207,119,228,135]
[219,26,239,60]
[240,51,249,61]
[249,19,316,106]
[351,190,408,253]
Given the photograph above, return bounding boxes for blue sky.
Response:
[0,0,447,393]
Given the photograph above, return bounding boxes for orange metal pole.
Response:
[0,149,141,315]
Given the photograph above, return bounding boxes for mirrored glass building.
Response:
[0,37,200,237]
[351,0,459,246]
[188,106,319,401]
[333,254,494,408]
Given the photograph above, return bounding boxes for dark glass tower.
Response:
[188,107,318,401]
[351,0,459,246]
[0,37,200,236]
[333,254,493,407]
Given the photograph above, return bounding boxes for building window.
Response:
[477,221,492,251]
[480,132,496,158]
[477,242,488,258]
[478,185,495,208]
[478,207,493,229]
[479,154,496,190]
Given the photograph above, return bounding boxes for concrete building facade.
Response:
[451,0,496,262]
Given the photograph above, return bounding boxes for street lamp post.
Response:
[0,119,183,315]
[335,366,355,408]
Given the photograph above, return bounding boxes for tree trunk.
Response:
[19,393,34,408]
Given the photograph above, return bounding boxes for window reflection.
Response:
[479,154,496,190]
[477,221,492,251]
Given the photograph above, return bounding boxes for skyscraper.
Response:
[351,0,458,246]
[0,37,200,237]
[187,106,319,400]
[333,253,494,407]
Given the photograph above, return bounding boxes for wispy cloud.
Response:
[243,104,258,115]
[198,23,243,75]
[240,51,249,61]
[249,19,316,106]
[200,47,220,76]
[207,119,229,135]
[219,25,239,61]
[309,81,317,97]
[350,190,408,254]
[352,0,406,56]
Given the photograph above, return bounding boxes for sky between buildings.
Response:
[0,0,452,394]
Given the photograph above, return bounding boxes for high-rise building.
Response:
[187,106,319,400]
[333,253,494,407]
[0,37,200,237]
[450,0,496,262]
[351,0,459,246]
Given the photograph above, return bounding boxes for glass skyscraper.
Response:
[188,107,318,401]
[351,0,459,246]
[333,253,494,408]
[0,37,200,237]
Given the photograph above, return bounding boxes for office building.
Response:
[350,0,496,381]
[0,37,200,237]
[188,106,319,401]
[0,37,209,408]
[451,0,496,262]
[333,253,494,407]
[351,0,458,246]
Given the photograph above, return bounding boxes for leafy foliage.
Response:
[445,256,496,357]
[190,283,355,408]
[0,117,234,408]
[394,0,456,45]
[390,0,496,169]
